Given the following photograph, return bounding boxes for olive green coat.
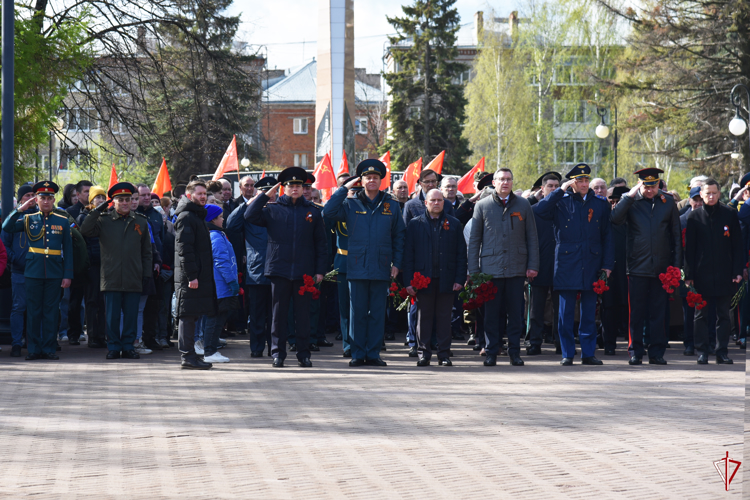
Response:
[80,208,152,293]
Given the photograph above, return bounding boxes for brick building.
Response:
[261,59,385,169]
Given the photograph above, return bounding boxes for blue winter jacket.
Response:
[246,193,328,280]
[226,201,269,285]
[534,187,614,291]
[323,187,405,281]
[209,223,238,299]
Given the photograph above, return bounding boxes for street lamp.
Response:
[595,106,618,178]
[729,84,749,167]
[240,141,250,169]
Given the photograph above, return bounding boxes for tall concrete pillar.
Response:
[315,0,355,174]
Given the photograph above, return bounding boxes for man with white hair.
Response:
[590,178,607,199]
[678,175,708,213]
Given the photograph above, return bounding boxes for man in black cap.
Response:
[611,167,682,365]
[246,167,328,368]
[685,178,744,364]
[601,186,629,355]
[324,159,405,366]
[80,182,153,360]
[226,176,278,357]
[3,181,73,360]
[2,184,36,357]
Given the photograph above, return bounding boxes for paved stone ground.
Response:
[0,337,744,499]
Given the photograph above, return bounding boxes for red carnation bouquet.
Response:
[393,272,431,311]
[659,266,681,294]
[460,273,497,310]
[592,271,610,295]
[686,288,707,310]
[298,270,339,300]
[389,280,410,310]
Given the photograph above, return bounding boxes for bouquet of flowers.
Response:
[592,271,609,295]
[389,280,410,309]
[658,266,682,294]
[298,270,340,301]
[460,273,497,311]
[686,289,707,310]
[394,272,431,311]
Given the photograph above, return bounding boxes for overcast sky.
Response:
[227,0,516,74]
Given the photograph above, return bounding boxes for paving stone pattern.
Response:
[0,339,744,499]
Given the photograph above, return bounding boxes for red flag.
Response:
[339,150,349,176]
[108,163,118,190]
[403,157,422,194]
[212,135,239,181]
[379,151,391,189]
[457,157,486,194]
[313,152,337,190]
[424,150,445,175]
[261,170,266,179]
[152,158,173,197]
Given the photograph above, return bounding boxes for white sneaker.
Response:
[135,346,152,355]
[60,335,69,342]
[203,352,230,363]
[194,340,204,355]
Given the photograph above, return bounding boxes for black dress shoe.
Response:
[181,358,212,369]
[628,356,642,365]
[509,354,524,366]
[309,343,320,352]
[697,353,709,364]
[417,357,431,367]
[88,340,107,348]
[439,358,452,366]
[526,345,541,355]
[121,350,140,359]
[385,333,395,341]
[289,344,297,352]
[581,356,603,365]
[452,333,465,341]
[343,349,352,358]
[250,351,263,358]
[716,353,734,364]
[317,339,334,347]
[272,358,284,368]
[408,346,418,357]
[335,333,343,341]
[69,338,80,346]
[604,348,616,356]
[10,345,21,357]
[143,340,162,350]
[366,358,387,366]
[740,339,747,349]
[648,357,667,365]
[41,353,59,360]
[683,347,695,356]
[467,335,476,346]
[349,358,365,367]
[560,358,573,366]
[483,354,497,366]
[298,358,313,367]
[25,353,40,360]
[106,350,120,359]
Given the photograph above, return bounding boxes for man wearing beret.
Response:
[3,181,73,360]
[246,167,328,368]
[611,167,682,365]
[80,182,153,360]
[324,159,406,367]
[534,163,614,365]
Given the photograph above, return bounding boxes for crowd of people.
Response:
[0,159,746,369]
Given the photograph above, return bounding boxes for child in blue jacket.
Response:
[204,204,239,363]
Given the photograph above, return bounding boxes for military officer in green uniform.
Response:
[2,181,73,360]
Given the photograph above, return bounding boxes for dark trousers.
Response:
[738,282,750,341]
[348,279,388,361]
[484,277,525,356]
[10,273,26,347]
[450,291,463,335]
[104,291,140,352]
[627,276,667,359]
[270,277,311,361]
[416,279,453,359]
[178,316,199,360]
[157,279,173,341]
[694,295,731,356]
[142,281,161,345]
[528,285,558,347]
[67,283,86,340]
[337,273,351,351]
[204,308,230,357]
[84,266,106,344]
[247,284,272,353]
[25,277,61,356]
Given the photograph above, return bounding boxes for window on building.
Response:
[453,70,472,85]
[293,153,308,167]
[554,101,585,124]
[293,117,308,135]
[64,108,99,131]
[555,140,595,165]
[409,106,421,119]
[355,117,368,135]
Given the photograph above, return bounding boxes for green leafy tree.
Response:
[384,0,471,174]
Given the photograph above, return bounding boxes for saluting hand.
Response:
[628,181,643,198]
[344,177,360,189]
[561,179,576,192]
[734,186,749,201]
[18,197,36,212]
[265,183,282,198]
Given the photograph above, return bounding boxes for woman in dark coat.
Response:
[174,181,217,369]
